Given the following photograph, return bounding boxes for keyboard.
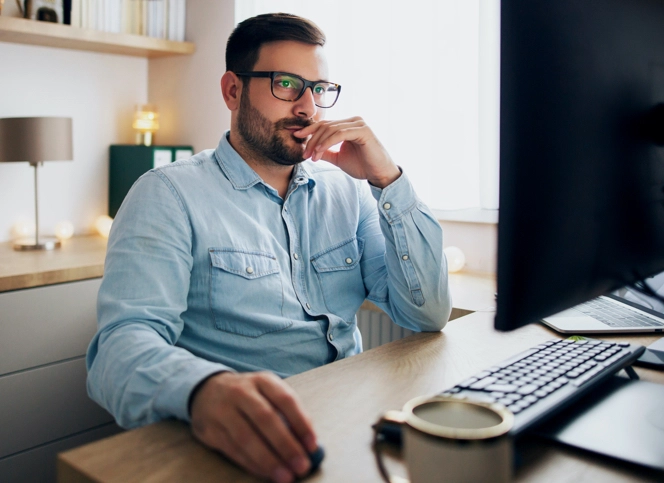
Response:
[578,297,664,328]
[440,338,645,435]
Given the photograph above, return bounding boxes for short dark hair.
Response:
[226,13,326,74]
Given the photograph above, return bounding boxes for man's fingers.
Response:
[205,425,260,475]
[299,118,365,159]
[256,373,318,452]
[193,418,281,481]
[189,371,318,483]
[239,386,312,477]
[224,412,298,483]
[305,121,364,159]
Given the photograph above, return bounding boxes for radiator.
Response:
[356,309,415,351]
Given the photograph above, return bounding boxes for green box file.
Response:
[109,145,194,218]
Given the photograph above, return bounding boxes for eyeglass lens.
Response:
[271,73,339,108]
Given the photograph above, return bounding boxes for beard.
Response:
[236,88,313,167]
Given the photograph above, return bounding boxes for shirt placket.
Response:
[282,173,339,355]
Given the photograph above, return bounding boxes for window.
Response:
[235,1,499,210]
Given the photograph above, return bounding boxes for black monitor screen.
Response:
[496,0,664,331]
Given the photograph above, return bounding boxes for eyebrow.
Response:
[276,71,333,84]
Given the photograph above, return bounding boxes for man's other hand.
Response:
[294,117,401,189]
[190,371,318,483]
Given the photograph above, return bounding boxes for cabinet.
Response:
[109,144,194,217]
[0,278,122,482]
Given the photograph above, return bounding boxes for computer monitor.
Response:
[495,0,664,331]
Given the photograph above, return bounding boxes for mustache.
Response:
[275,118,314,130]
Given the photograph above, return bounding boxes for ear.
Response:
[221,71,242,111]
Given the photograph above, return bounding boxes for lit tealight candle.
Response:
[12,220,35,239]
[444,246,466,273]
[94,215,113,238]
[54,221,75,241]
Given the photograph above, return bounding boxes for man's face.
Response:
[236,41,329,166]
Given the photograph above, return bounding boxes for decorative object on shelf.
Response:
[54,220,74,240]
[0,0,5,16]
[64,0,187,39]
[0,116,73,251]
[109,143,193,217]
[23,0,64,23]
[132,104,159,146]
[444,246,466,273]
[94,215,113,238]
[11,219,34,239]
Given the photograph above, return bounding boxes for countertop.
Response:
[0,235,107,292]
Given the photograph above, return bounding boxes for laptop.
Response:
[541,273,664,334]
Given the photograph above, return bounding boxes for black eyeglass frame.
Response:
[234,71,342,108]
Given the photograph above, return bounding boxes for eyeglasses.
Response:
[234,71,342,108]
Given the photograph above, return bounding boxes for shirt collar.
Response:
[214,131,316,191]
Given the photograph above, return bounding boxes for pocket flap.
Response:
[209,249,279,279]
[311,237,364,272]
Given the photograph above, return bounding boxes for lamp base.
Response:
[135,132,154,146]
[13,237,61,251]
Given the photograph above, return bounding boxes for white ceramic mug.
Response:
[379,395,514,483]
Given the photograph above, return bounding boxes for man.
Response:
[87,13,452,483]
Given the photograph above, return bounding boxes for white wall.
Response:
[148,1,235,151]
[0,15,147,242]
[0,1,238,243]
[440,220,497,274]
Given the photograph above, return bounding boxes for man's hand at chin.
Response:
[293,116,401,189]
[190,371,318,483]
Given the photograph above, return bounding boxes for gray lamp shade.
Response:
[0,117,73,164]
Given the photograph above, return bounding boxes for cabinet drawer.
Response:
[0,357,114,459]
[0,422,121,483]
[0,278,101,376]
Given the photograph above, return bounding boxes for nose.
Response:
[292,86,318,119]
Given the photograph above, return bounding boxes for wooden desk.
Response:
[57,310,664,482]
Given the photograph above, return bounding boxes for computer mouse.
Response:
[304,445,325,477]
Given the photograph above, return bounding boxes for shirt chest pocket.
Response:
[208,249,290,337]
[311,237,366,322]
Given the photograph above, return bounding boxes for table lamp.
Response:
[0,117,73,250]
[132,104,159,146]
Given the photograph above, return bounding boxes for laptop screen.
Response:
[613,272,664,316]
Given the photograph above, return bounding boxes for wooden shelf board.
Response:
[0,16,194,57]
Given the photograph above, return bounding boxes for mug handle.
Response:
[372,411,411,483]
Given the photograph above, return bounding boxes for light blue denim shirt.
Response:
[87,131,451,428]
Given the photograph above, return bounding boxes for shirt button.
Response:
[383,202,391,210]
[402,254,409,261]
[345,257,353,264]
[293,253,299,260]
[328,333,334,341]
[246,267,254,274]
[306,303,311,310]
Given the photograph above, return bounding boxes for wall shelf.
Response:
[0,16,195,57]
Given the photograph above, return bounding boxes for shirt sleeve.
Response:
[357,170,452,332]
[86,171,232,429]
